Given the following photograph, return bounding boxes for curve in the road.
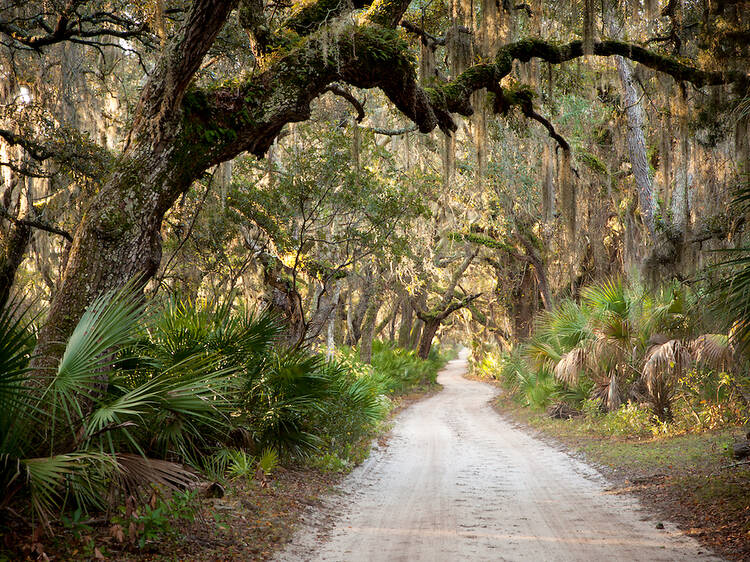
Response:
[278,351,720,562]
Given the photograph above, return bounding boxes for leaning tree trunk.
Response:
[417,318,441,360]
[31,0,237,370]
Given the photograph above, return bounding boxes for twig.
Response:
[719,459,750,470]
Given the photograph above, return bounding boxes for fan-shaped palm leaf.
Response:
[535,300,593,351]
[553,347,586,386]
[0,299,38,462]
[582,278,634,342]
[524,336,562,371]
[115,453,198,497]
[19,452,117,528]
[44,286,145,442]
[690,334,734,372]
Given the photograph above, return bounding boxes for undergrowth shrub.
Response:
[475,278,750,437]
[0,290,414,535]
[597,401,656,437]
[473,347,561,410]
[338,340,446,394]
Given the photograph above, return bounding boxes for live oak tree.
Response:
[0,0,746,370]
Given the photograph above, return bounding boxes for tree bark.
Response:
[614,56,657,236]
[417,318,441,359]
[359,299,382,364]
[397,296,414,348]
[326,280,341,359]
[605,6,657,236]
[410,319,424,351]
[305,276,342,344]
[31,0,238,368]
[0,210,31,309]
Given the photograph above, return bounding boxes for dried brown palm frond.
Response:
[642,339,691,421]
[587,373,622,412]
[584,334,626,412]
[689,334,734,372]
[587,332,625,373]
[115,454,198,499]
[553,347,586,386]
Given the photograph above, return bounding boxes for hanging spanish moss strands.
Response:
[559,148,576,237]
[479,0,500,54]
[445,25,473,76]
[644,0,658,20]
[628,0,640,20]
[671,87,690,235]
[153,0,167,47]
[473,0,500,188]
[542,143,555,222]
[442,0,473,195]
[419,41,436,85]
[582,0,595,55]
[736,107,750,175]
[351,119,361,174]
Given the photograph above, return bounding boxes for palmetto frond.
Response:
[689,334,734,372]
[553,347,586,386]
[18,452,118,528]
[115,453,198,496]
[582,278,634,343]
[582,278,628,318]
[44,286,145,441]
[524,336,562,372]
[0,299,38,461]
[643,339,691,387]
[535,300,593,351]
[586,332,626,376]
[642,339,691,420]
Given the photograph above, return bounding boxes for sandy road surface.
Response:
[278,351,720,561]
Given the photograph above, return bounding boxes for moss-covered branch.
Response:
[282,0,370,35]
[181,16,748,172]
[364,0,413,27]
[431,38,747,131]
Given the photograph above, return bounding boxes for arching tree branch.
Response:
[322,84,365,122]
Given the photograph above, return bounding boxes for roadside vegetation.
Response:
[472,273,750,559]
[473,276,749,431]
[0,289,448,560]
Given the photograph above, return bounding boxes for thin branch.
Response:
[0,161,54,178]
[321,84,365,122]
[365,124,418,136]
[514,3,533,17]
[0,129,52,161]
[0,206,72,241]
[400,20,446,46]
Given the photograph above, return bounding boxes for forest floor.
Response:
[493,397,750,561]
[276,354,716,561]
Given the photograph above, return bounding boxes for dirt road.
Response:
[278,352,719,561]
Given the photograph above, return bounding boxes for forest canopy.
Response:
[1,0,748,364]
